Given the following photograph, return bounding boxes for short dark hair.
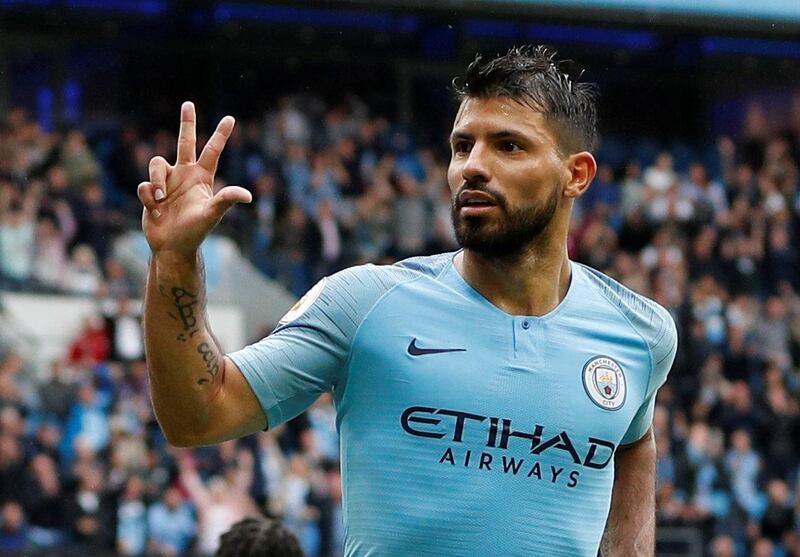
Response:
[452,45,597,154]
[215,517,303,557]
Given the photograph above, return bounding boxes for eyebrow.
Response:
[450,129,530,144]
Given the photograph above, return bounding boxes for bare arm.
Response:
[139,102,264,447]
[601,428,657,557]
[144,251,264,446]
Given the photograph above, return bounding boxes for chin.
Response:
[456,225,524,257]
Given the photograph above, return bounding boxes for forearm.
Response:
[144,250,226,446]
[601,430,656,557]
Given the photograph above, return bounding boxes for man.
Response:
[138,46,677,556]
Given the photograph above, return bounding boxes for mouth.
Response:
[457,189,499,215]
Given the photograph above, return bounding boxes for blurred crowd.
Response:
[1,92,800,556]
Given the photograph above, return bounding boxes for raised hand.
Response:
[137,102,252,256]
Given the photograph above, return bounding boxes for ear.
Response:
[563,151,597,198]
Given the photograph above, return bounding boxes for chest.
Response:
[342,291,651,449]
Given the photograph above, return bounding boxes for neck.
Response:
[455,240,572,317]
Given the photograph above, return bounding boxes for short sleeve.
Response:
[620,305,678,445]
[228,264,405,428]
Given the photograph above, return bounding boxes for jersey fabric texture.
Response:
[229,252,678,557]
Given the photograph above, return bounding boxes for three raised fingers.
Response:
[198,115,235,174]
[176,101,197,165]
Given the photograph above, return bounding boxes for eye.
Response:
[499,141,522,153]
[452,141,471,154]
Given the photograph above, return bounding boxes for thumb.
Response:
[208,185,253,219]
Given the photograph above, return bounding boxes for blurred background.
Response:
[0,1,799,556]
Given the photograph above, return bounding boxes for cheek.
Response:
[446,163,461,192]
[508,168,560,207]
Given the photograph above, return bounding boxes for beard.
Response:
[451,182,560,258]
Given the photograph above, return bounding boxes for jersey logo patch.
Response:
[407,338,466,356]
[278,277,327,326]
[582,356,626,411]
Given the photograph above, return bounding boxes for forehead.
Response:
[452,97,556,141]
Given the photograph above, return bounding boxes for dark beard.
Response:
[451,182,560,258]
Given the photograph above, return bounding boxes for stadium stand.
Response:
[1,89,799,556]
[1,0,800,552]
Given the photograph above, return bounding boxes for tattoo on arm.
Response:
[164,280,220,386]
[196,342,220,385]
[169,287,200,341]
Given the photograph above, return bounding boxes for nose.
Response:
[461,143,491,184]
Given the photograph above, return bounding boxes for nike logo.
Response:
[407,338,466,356]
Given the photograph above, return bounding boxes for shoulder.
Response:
[393,251,455,277]
[276,253,453,332]
[325,252,454,301]
[575,263,677,370]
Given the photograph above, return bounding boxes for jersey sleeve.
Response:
[620,303,678,445]
[227,264,403,429]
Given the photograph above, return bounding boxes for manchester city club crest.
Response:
[582,356,626,411]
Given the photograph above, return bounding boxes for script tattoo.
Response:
[196,342,220,385]
[168,287,200,341]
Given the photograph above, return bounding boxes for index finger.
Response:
[176,101,197,164]
[197,115,235,173]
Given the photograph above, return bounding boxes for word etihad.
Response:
[401,406,618,480]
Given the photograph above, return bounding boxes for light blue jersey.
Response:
[230,252,678,557]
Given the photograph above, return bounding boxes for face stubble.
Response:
[451,181,561,259]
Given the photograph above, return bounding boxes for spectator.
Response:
[315,198,343,277]
[724,429,763,520]
[710,534,737,557]
[117,475,148,556]
[39,359,79,422]
[63,244,104,295]
[0,182,40,289]
[273,205,321,298]
[65,464,116,551]
[760,479,795,545]
[751,537,775,557]
[762,385,800,480]
[0,434,26,505]
[179,448,261,556]
[249,172,282,278]
[147,485,197,556]
[391,171,429,258]
[582,163,621,215]
[31,199,76,291]
[315,462,344,557]
[21,453,67,547]
[67,313,111,366]
[764,225,797,295]
[59,129,101,188]
[105,297,144,363]
[0,501,29,553]
[684,162,729,224]
[757,297,792,369]
[76,180,125,262]
[620,160,644,215]
[103,258,134,299]
[281,455,321,557]
[0,351,41,411]
[60,380,111,464]
[644,151,677,197]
